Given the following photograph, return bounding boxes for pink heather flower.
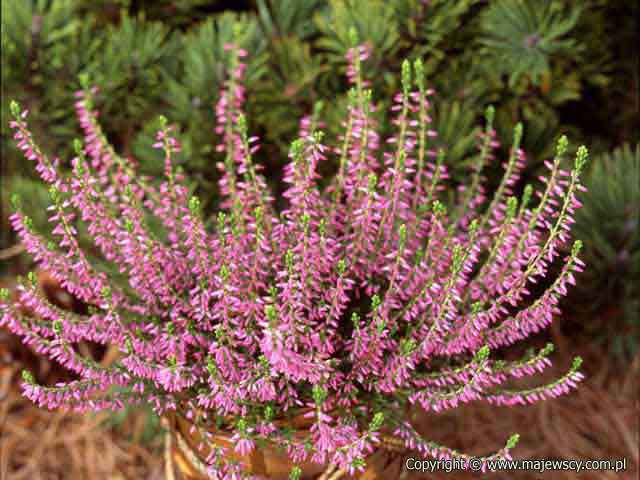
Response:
[2,48,590,479]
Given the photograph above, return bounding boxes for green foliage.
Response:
[316,0,400,70]
[394,0,479,75]
[2,0,634,256]
[88,13,179,128]
[430,100,480,171]
[571,144,640,359]
[479,0,582,87]
[257,0,325,39]
[139,13,268,178]
[1,0,83,161]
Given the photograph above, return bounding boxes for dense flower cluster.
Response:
[1,41,588,479]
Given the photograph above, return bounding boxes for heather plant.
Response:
[1,41,590,478]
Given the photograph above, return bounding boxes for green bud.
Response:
[398,149,406,171]
[474,345,490,362]
[572,356,583,370]
[101,286,111,298]
[521,184,533,212]
[10,100,21,118]
[166,322,175,335]
[368,173,377,192]
[289,466,302,480]
[268,285,278,298]
[348,27,359,47]
[220,265,229,282]
[556,135,569,157]
[337,259,347,276]
[471,301,483,314]
[27,271,37,286]
[168,355,178,368]
[23,216,33,231]
[362,90,372,113]
[313,130,325,143]
[22,369,35,384]
[312,385,327,405]
[265,305,278,324]
[254,206,264,224]
[571,239,583,257]
[575,145,588,172]
[414,247,424,266]
[377,317,386,335]
[506,433,520,449]
[400,339,416,356]
[259,354,270,369]
[10,193,21,210]
[301,212,310,233]
[414,58,425,91]
[158,115,168,130]
[188,196,201,215]
[265,405,274,421]
[285,249,295,271]
[468,219,479,236]
[237,114,247,134]
[351,312,360,327]
[452,244,464,268]
[75,160,85,177]
[401,59,412,93]
[484,105,495,127]
[125,338,134,353]
[289,139,304,159]
[78,73,90,90]
[207,357,217,376]
[513,123,523,147]
[125,219,135,233]
[371,294,381,311]
[0,288,10,301]
[217,212,226,232]
[318,218,326,237]
[52,319,63,336]
[73,139,84,157]
[541,343,555,356]
[49,185,60,203]
[398,224,407,250]
[236,418,247,433]
[506,197,518,218]
[432,200,446,216]
[370,412,385,431]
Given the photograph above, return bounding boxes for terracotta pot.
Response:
[163,410,404,480]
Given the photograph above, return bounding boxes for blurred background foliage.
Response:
[1,0,638,357]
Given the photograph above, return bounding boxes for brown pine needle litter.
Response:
[0,361,163,480]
